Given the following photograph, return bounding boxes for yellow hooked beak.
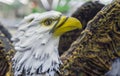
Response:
[51,16,82,37]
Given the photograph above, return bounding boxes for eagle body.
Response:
[12,11,82,76]
[71,1,105,29]
[60,0,120,76]
[0,31,15,76]
[0,22,12,41]
[59,1,104,55]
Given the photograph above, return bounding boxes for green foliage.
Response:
[55,0,71,13]
[55,5,70,13]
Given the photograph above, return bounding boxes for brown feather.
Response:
[0,31,15,76]
[60,0,120,75]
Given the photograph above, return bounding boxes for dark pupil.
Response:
[29,18,34,22]
[45,20,52,25]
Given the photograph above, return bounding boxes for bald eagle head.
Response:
[12,11,82,76]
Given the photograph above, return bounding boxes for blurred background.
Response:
[0,0,112,35]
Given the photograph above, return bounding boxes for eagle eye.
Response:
[44,19,52,26]
[28,18,34,22]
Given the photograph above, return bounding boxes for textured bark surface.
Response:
[60,0,120,75]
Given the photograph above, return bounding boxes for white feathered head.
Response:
[12,11,82,76]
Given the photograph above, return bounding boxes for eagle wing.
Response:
[0,22,12,41]
[58,1,104,55]
[0,31,15,76]
[60,0,120,75]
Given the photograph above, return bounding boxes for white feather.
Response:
[12,11,62,76]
